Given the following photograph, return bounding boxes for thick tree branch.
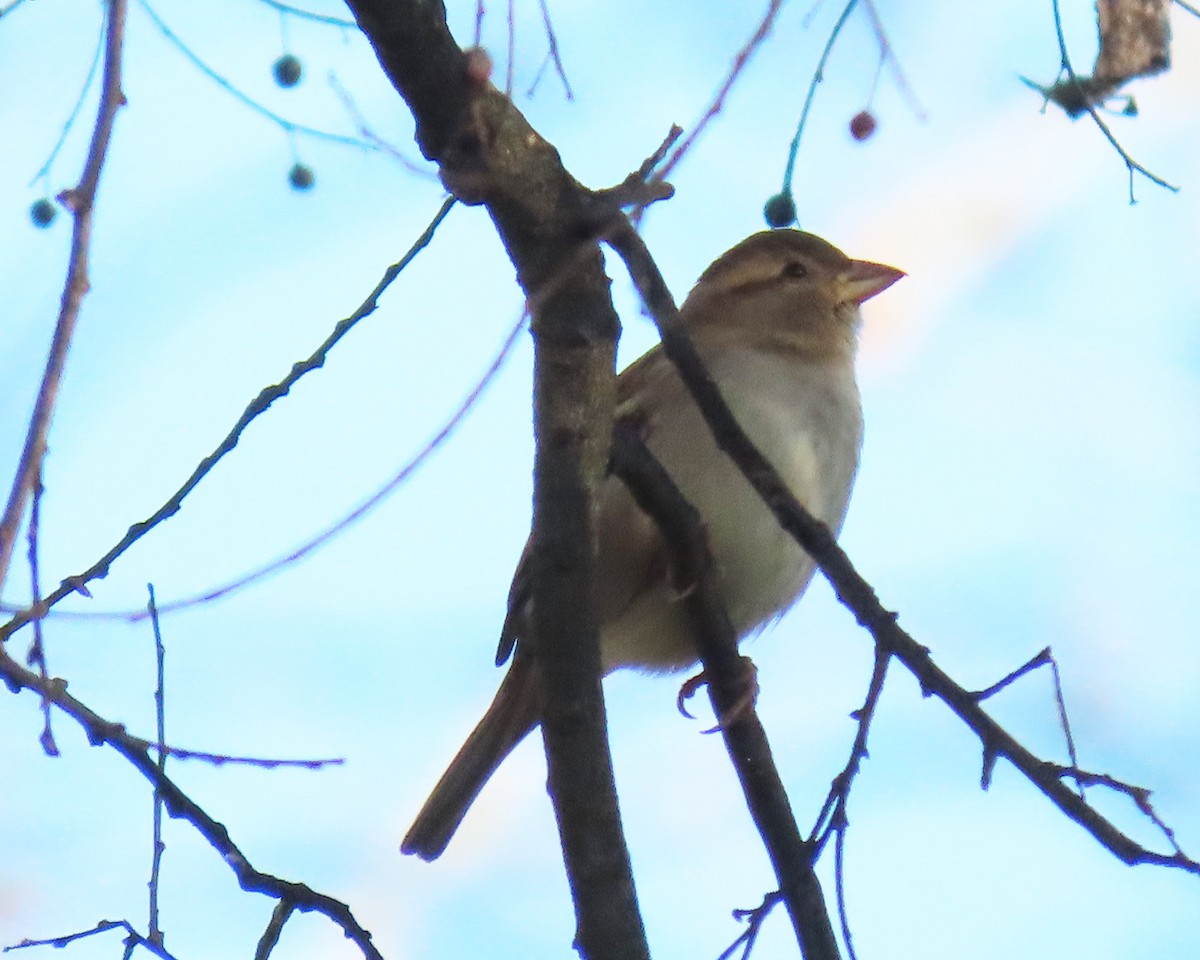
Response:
[344,3,649,956]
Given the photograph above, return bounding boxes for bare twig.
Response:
[969,646,1053,701]
[1047,652,1081,786]
[1050,765,1187,857]
[811,646,891,853]
[328,73,438,176]
[0,645,380,958]
[255,0,358,29]
[0,0,128,593]
[1046,0,1177,201]
[143,745,342,769]
[0,198,455,642]
[147,585,167,946]
[253,900,296,960]
[718,892,783,960]
[4,919,179,959]
[24,469,58,756]
[859,0,926,120]
[30,16,106,188]
[778,0,859,210]
[136,0,378,152]
[657,0,786,182]
[530,0,573,99]
[505,0,515,96]
[3,304,522,627]
[969,647,1082,797]
[832,825,857,960]
[122,307,525,618]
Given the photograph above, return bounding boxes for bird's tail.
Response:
[401,655,542,861]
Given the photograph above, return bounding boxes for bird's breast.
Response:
[599,346,862,673]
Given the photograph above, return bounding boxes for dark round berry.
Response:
[273,54,303,88]
[849,110,877,141]
[763,192,796,228]
[288,163,315,191]
[30,198,57,228]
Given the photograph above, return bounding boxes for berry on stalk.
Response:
[763,192,796,228]
[288,163,315,191]
[273,54,303,88]
[849,110,877,141]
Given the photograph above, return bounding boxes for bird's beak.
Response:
[839,259,905,304]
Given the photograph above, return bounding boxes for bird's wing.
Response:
[494,345,681,667]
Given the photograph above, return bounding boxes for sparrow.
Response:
[402,229,903,861]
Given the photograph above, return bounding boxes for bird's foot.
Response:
[676,656,760,733]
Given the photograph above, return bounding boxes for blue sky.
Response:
[1,2,1198,958]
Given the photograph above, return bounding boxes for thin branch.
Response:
[3,302,522,627]
[4,919,179,960]
[142,744,342,769]
[118,306,526,619]
[253,900,296,960]
[1049,0,1178,201]
[505,0,515,96]
[1049,765,1187,857]
[833,826,857,960]
[859,0,926,120]
[606,222,1199,878]
[254,0,358,29]
[136,0,379,152]
[780,0,859,201]
[656,0,786,182]
[1047,652,1081,788]
[0,198,455,642]
[610,421,841,960]
[810,647,890,854]
[969,646,1052,701]
[147,586,167,947]
[30,15,106,187]
[0,645,381,959]
[531,0,573,99]
[327,73,438,176]
[24,468,58,756]
[1176,0,1199,16]
[718,893,782,960]
[0,0,128,593]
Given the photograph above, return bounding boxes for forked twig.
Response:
[1047,0,1178,201]
[0,644,380,959]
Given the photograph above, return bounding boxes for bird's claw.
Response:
[676,657,760,733]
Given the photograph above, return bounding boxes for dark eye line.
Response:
[781,260,807,279]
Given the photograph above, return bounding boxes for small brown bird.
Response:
[402,229,903,860]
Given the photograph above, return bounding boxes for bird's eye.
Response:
[781,260,807,279]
